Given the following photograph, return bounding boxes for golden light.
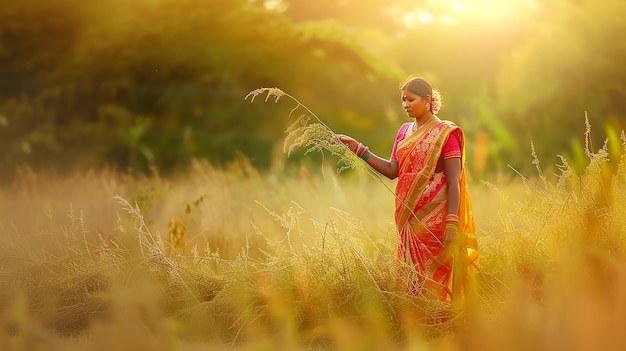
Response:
[399,0,538,28]
[452,1,464,13]
[263,0,286,12]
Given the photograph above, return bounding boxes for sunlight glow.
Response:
[264,0,286,12]
[441,14,456,26]
[399,0,537,28]
[404,10,435,27]
[452,2,464,13]
[418,11,434,24]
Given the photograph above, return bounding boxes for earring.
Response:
[425,101,431,111]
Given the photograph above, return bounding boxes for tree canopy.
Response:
[1,0,624,182]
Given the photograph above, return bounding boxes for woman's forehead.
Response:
[401,89,421,99]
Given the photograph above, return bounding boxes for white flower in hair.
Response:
[430,90,443,114]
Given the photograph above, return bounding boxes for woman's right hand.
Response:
[334,134,358,153]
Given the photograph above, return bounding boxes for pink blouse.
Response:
[390,122,461,172]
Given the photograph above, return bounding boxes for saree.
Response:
[394,118,479,302]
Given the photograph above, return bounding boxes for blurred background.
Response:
[1,0,625,183]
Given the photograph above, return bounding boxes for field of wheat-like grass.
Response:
[1,127,626,350]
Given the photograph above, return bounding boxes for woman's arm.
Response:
[443,156,461,244]
[364,152,399,179]
[443,157,461,217]
[336,135,399,179]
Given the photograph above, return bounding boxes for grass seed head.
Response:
[245,87,286,103]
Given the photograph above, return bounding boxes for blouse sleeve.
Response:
[390,123,410,161]
[442,132,462,159]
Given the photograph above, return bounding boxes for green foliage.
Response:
[2,0,626,183]
[493,0,626,170]
[0,0,399,183]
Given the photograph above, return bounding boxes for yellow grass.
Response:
[1,137,626,350]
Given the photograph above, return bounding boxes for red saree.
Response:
[394,118,479,301]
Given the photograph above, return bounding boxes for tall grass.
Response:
[1,125,626,350]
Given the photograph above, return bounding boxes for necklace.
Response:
[411,116,435,133]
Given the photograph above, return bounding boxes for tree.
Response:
[493,0,626,170]
[0,0,402,181]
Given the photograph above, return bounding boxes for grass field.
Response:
[1,140,626,350]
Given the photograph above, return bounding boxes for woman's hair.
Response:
[401,77,443,114]
[401,77,431,97]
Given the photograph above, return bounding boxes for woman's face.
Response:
[401,89,427,119]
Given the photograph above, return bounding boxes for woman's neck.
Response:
[414,112,434,127]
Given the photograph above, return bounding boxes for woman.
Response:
[337,77,478,302]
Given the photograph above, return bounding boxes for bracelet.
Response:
[359,146,369,158]
[355,143,363,156]
[446,214,459,223]
[362,150,372,161]
[355,143,371,161]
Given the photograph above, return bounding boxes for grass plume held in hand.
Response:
[245,87,362,173]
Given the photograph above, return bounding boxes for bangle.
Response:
[446,214,459,223]
[355,143,363,156]
[359,146,369,158]
[363,150,372,161]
